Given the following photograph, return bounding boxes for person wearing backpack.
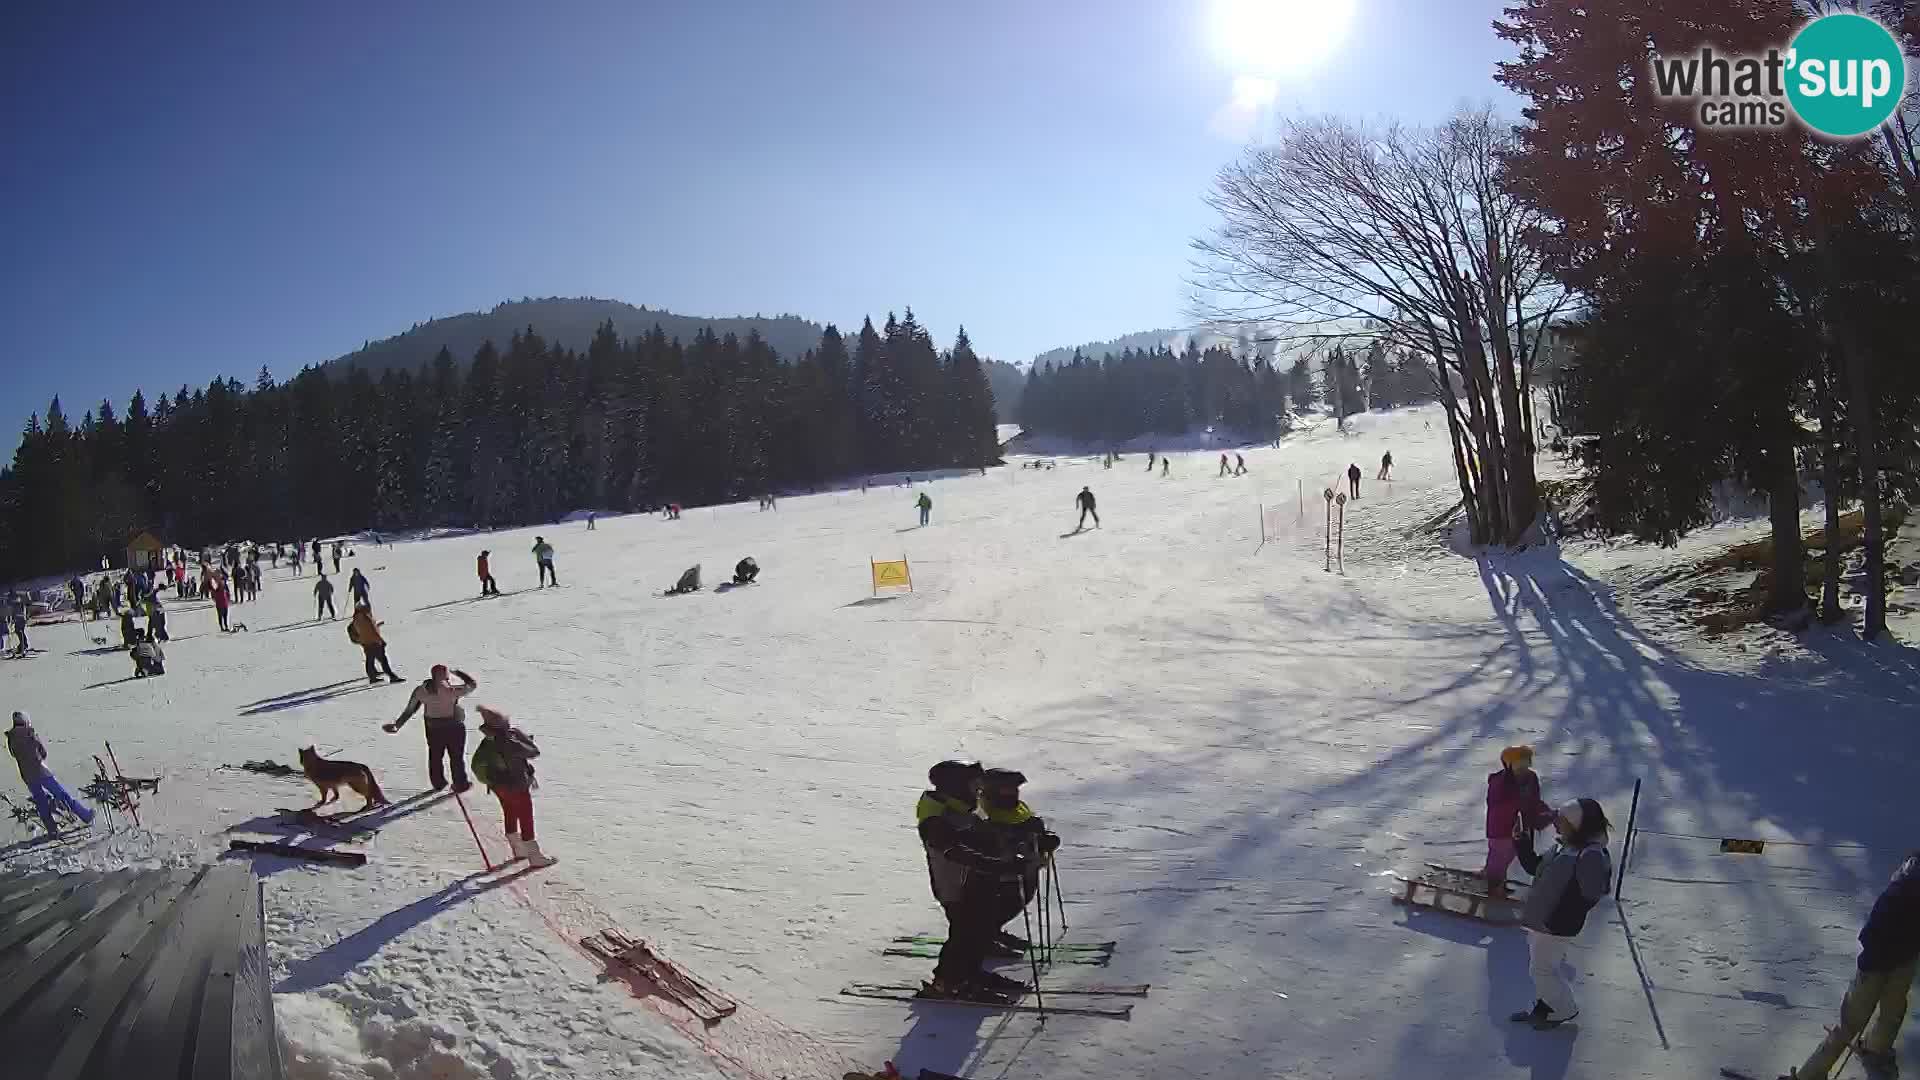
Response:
[1510,798,1613,1028]
[471,706,554,867]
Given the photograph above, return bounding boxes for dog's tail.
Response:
[362,768,388,806]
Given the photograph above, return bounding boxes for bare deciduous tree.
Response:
[1189,108,1568,546]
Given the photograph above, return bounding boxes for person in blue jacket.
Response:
[1786,851,1920,1079]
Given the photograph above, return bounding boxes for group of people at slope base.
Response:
[382,664,554,866]
[915,759,1063,1003]
[1485,744,1917,1080]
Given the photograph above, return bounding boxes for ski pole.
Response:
[1049,854,1069,932]
[452,791,494,871]
[1020,878,1046,1018]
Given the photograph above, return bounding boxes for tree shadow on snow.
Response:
[1014,545,1918,1077]
[272,869,534,992]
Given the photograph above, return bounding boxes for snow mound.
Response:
[278,992,516,1080]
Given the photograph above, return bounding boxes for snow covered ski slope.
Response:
[2,403,1912,1080]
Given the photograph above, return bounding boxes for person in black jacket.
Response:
[915,759,1029,1001]
[1786,851,1920,1079]
[976,768,1062,956]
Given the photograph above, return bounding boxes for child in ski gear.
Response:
[916,492,933,527]
[977,767,1062,958]
[1512,798,1612,1027]
[348,602,402,684]
[6,712,95,833]
[532,536,559,587]
[1347,463,1362,499]
[917,759,1029,1000]
[385,664,477,792]
[131,630,165,677]
[1486,745,1554,893]
[348,567,371,606]
[471,706,554,867]
[1075,487,1100,530]
[1786,851,1920,1079]
[312,573,335,621]
[733,557,760,585]
[477,550,499,596]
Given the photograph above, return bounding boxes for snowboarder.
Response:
[348,567,371,607]
[1347,463,1362,500]
[1486,746,1554,896]
[1511,799,1612,1029]
[977,767,1062,957]
[1378,450,1394,480]
[1234,453,1247,476]
[471,706,555,867]
[146,594,169,643]
[312,573,336,621]
[532,536,559,588]
[6,712,95,834]
[1783,850,1919,1079]
[915,759,1031,1001]
[477,550,499,596]
[131,629,165,677]
[348,602,402,684]
[1075,487,1100,531]
[733,557,760,586]
[384,664,477,793]
[916,492,933,527]
[667,565,701,595]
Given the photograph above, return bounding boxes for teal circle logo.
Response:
[1786,13,1906,138]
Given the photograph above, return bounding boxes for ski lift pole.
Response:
[1615,777,1642,902]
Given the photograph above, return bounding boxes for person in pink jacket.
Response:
[1486,745,1555,894]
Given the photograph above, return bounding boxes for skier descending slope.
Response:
[915,759,1031,1003]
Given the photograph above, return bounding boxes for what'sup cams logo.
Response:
[1651,12,1907,138]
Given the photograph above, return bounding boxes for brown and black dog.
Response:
[299,746,389,811]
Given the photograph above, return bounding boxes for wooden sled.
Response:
[580,928,737,1023]
[1392,863,1524,925]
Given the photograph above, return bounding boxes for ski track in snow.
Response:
[3,402,1914,1080]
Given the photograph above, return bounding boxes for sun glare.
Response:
[1207,0,1358,80]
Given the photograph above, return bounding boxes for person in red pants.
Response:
[471,706,554,867]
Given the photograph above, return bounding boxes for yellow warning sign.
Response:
[871,558,913,594]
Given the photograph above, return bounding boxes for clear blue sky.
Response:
[0,0,1517,440]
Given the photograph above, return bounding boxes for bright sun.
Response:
[1207,0,1358,81]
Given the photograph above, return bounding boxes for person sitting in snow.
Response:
[1486,745,1555,895]
[733,557,760,586]
[131,630,165,677]
[667,565,701,595]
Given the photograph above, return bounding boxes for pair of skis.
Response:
[846,935,1141,1019]
[881,935,1117,967]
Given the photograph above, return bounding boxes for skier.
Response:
[331,540,343,574]
[916,492,933,527]
[1510,799,1612,1029]
[1782,851,1920,1079]
[733,557,760,586]
[7,712,95,834]
[977,767,1062,957]
[532,536,559,588]
[310,539,322,570]
[587,511,597,530]
[1347,462,1362,500]
[1147,451,1156,472]
[1219,453,1230,477]
[312,572,336,621]
[131,629,165,677]
[292,543,304,576]
[384,664,477,793]
[1378,450,1394,480]
[348,567,371,607]
[1161,457,1169,477]
[915,759,1031,1001]
[1235,453,1247,476]
[471,706,556,867]
[348,601,403,684]
[146,594,169,643]
[9,600,27,657]
[1486,746,1554,896]
[477,550,499,596]
[1075,487,1100,531]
